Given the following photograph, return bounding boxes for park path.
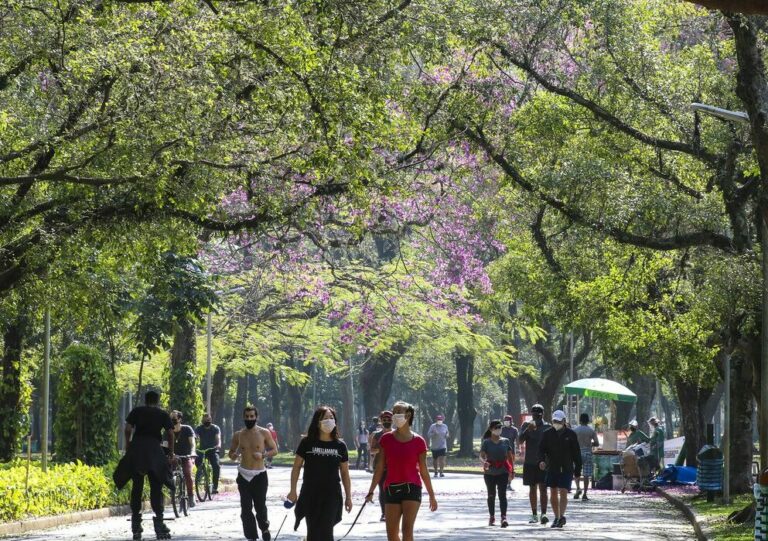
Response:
[13,467,695,540]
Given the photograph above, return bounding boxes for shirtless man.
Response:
[229,405,278,541]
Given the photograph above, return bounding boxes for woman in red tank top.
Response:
[365,401,437,541]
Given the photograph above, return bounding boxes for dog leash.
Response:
[336,501,367,541]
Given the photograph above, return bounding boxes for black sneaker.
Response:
[558,516,566,528]
[573,490,581,500]
[540,515,549,525]
[550,518,560,528]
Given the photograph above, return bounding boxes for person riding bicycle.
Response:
[167,410,196,508]
[195,412,221,494]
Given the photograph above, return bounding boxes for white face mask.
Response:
[436,420,443,425]
[393,414,408,428]
[503,421,511,427]
[553,421,564,430]
[320,419,336,433]
[491,429,502,437]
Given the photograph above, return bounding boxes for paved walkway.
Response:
[14,466,695,540]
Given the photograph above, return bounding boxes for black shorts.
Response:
[522,463,546,486]
[545,471,573,489]
[431,448,447,459]
[385,483,422,504]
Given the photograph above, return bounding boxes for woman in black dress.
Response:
[287,406,353,540]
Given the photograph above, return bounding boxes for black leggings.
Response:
[484,472,508,517]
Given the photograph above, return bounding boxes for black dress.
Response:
[293,438,349,541]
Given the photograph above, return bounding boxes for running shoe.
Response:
[573,489,581,500]
[558,516,566,528]
[540,514,549,525]
[501,516,508,528]
[582,493,589,501]
[434,472,438,478]
[380,514,386,522]
[439,472,445,477]
[550,517,561,528]
[489,516,495,526]
[528,514,538,524]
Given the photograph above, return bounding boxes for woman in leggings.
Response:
[366,401,437,541]
[480,419,514,528]
[287,406,353,541]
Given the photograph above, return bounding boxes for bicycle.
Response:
[195,447,217,502]
[171,455,194,518]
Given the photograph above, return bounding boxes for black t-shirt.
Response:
[126,406,173,442]
[167,425,195,456]
[296,438,349,487]
[195,424,221,450]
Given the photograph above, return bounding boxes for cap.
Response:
[531,404,544,413]
[436,414,444,420]
[380,410,393,419]
[648,417,659,425]
[629,419,638,428]
[503,414,513,421]
[552,410,566,422]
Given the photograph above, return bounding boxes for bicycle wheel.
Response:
[181,492,188,517]
[171,471,182,518]
[195,461,210,502]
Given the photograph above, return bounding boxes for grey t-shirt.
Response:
[427,423,449,450]
[573,424,599,450]
[195,423,221,450]
[481,437,513,475]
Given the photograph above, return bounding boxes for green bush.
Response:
[0,461,117,522]
[54,344,119,466]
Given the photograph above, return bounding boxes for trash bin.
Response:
[696,445,723,492]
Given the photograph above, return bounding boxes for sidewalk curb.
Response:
[0,481,236,538]
[655,487,713,541]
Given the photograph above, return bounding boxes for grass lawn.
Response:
[686,493,753,541]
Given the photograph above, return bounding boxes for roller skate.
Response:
[152,517,171,540]
[131,515,142,540]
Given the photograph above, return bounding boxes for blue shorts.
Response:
[545,471,573,490]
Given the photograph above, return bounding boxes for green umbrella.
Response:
[563,378,637,403]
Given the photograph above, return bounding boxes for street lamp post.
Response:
[690,102,750,503]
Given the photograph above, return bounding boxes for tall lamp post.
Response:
[690,102,750,504]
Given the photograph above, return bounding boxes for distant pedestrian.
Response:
[366,401,437,541]
[572,413,599,501]
[195,412,222,494]
[287,406,353,541]
[369,410,394,521]
[500,415,518,490]
[117,390,174,540]
[356,421,370,470]
[538,410,582,529]
[480,420,514,528]
[426,414,449,477]
[626,419,650,446]
[266,422,278,468]
[519,404,549,525]
[648,417,665,470]
[367,416,381,473]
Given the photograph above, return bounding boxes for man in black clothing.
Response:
[538,409,582,529]
[368,410,393,522]
[519,404,549,524]
[195,412,222,494]
[123,390,175,540]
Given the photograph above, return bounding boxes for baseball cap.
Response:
[531,404,544,413]
[436,414,444,420]
[648,417,659,425]
[380,410,393,419]
[503,414,513,421]
[629,419,638,428]
[552,410,566,422]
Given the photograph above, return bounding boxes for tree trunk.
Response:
[269,368,284,449]
[614,401,633,429]
[223,378,235,445]
[633,374,656,427]
[455,350,476,457]
[235,376,248,419]
[360,343,405,419]
[729,346,758,493]
[660,387,675,437]
[169,318,202,423]
[285,356,311,451]
[674,379,713,468]
[247,374,259,412]
[0,317,26,461]
[507,376,522,421]
[210,365,227,421]
[340,369,356,445]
